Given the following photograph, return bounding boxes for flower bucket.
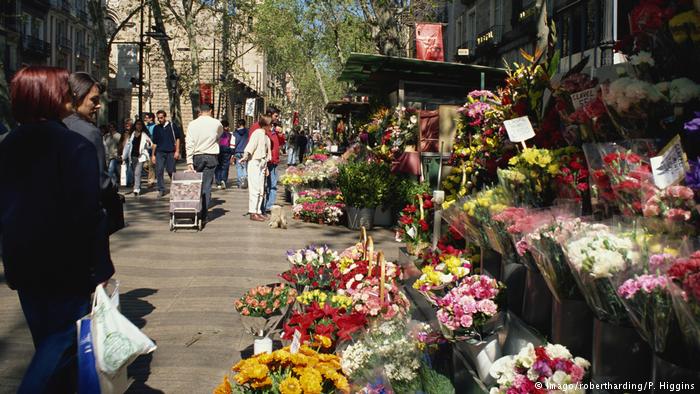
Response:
[453,320,504,386]
[551,298,593,361]
[520,267,553,337]
[480,248,502,281]
[652,354,700,385]
[373,206,393,227]
[592,318,652,384]
[346,206,375,230]
[284,187,293,203]
[502,262,525,318]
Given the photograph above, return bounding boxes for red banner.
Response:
[415,23,444,61]
[199,83,213,105]
[293,111,300,126]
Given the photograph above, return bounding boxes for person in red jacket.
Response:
[261,109,282,213]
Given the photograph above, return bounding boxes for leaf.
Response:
[519,48,534,63]
[548,49,561,79]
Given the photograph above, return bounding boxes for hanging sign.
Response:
[650,135,688,189]
[415,23,444,61]
[199,83,213,105]
[245,98,256,117]
[503,116,536,143]
[570,87,598,110]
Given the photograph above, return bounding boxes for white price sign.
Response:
[650,135,688,189]
[245,98,256,117]
[503,116,536,143]
[570,87,598,110]
[290,329,302,354]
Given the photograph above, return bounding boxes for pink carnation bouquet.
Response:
[435,275,504,340]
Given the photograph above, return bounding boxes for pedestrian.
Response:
[185,103,223,224]
[121,117,133,136]
[151,110,182,197]
[242,114,272,222]
[122,119,152,196]
[0,66,114,393]
[143,112,157,187]
[297,129,308,163]
[261,121,282,214]
[287,127,299,166]
[103,123,122,189]
[233,118,249,188]
[215,120,234,189]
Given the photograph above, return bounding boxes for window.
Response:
[491,0,503,27]
[467,9,476,46]
[456,15,463,47]
[556,0,604,57]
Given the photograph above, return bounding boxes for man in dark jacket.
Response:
[233,119,249,188]
[151,110,183,197]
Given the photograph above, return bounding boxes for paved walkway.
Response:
[0,161,398,393]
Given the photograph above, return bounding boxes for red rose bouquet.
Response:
[395,193,434,255]
[667,251,700,357]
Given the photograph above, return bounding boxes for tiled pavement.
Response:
[0,161,398,393]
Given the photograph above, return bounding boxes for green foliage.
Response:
[418,363,455,394]
[337,161,391,208]
[389,175,431,211]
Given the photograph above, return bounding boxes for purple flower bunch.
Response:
[684,111,700,134]
[436,275,501,334]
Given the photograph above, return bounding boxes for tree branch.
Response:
[107,4,143,48]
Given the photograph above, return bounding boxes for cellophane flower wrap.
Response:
[601,77,668,139]
[281,156,343,188]
[521,218,601,302]
[615,253,675,353]
[234,283,298,337]
[500,147,574,207]
[488,207,526,264]
[413,246,473,304]
[461,187,510,248]
[641,185,697,235]
[667,251,700,356]
[287,245,339,269]
[395,193,434,255]
[292,190,345,225]
[488,343,591,394]
[435,275,504,340]
[221,344,350,393]
[340,317,430,393]
[563,225,639,324]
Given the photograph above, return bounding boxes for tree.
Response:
[151,0,184,130]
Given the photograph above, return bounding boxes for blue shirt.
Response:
[233,127,249,154]
[145,122,156,138]
[152,122,182,152]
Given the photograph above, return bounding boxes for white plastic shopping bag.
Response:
[91,283,156,377]
[120,163,128,186]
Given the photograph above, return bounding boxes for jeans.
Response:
[234,152,247,186]
[155,151,176,193]
[107,158,119,188]
[17,290,91,394]
[193,154,218,221]
[247,159,266,214]
[287,146,297,165]
[131,159,145,192]
[263,163,278,212]
[215,153,232,185]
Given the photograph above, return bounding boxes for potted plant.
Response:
[337,161,390,230]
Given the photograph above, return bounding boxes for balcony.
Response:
[76,44,89,58]
[58,36,72,52]
[476,25,504,48]
[21,35,51,58]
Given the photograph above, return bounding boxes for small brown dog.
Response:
[268,205,287,229]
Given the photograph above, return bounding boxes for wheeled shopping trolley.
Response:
[169,172,203,231]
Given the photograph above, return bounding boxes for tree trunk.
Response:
[185,15,202,118]
[151,0,183,130]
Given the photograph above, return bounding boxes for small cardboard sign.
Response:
[330,145,339,153]
[650,135,688,189]
[290,329,302,354]
[570,87,598,110]
[503,116,536,143]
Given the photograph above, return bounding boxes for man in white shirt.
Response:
[186,103,223,225]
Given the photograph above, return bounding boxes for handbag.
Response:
[119,163,127,187]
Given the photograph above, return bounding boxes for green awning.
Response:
[338,52,506,93]
[324,101,370,115]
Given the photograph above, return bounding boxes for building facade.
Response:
[1,0,101,78]
[446,0,633,73]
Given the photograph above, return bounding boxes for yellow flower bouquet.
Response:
[214,344,349,394]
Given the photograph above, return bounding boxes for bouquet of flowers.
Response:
[234,283,297,336]
[667,251,700,355]
[488,343,590,394]
[435,275,504,340]
[601,77,668,139]
[296,289,353,310]
[293,190,345,225]
[216,344,349,393]
[287,245,339,269]
[413,250,473,303]
[282,302,367,350]
[349,276,411,321]
[280,165,304,187]
[563,226,638,324]
[280,262,339,291]
[641,185,697,234]
[376,106,419,160]
[616,254,674,353]
[461,187,510,248]
[553,73,614,143]
[554,150,590,203]
[395,193,434,255]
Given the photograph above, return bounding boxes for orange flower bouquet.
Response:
[234,283,297,337]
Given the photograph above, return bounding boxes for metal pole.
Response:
[480,72,485,89]
[138,0,144,119]
[212,40,216,107]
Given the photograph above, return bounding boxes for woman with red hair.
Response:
[0,66,114,393]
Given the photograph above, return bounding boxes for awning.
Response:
[324,101,370,115]
[338,52,506,93]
